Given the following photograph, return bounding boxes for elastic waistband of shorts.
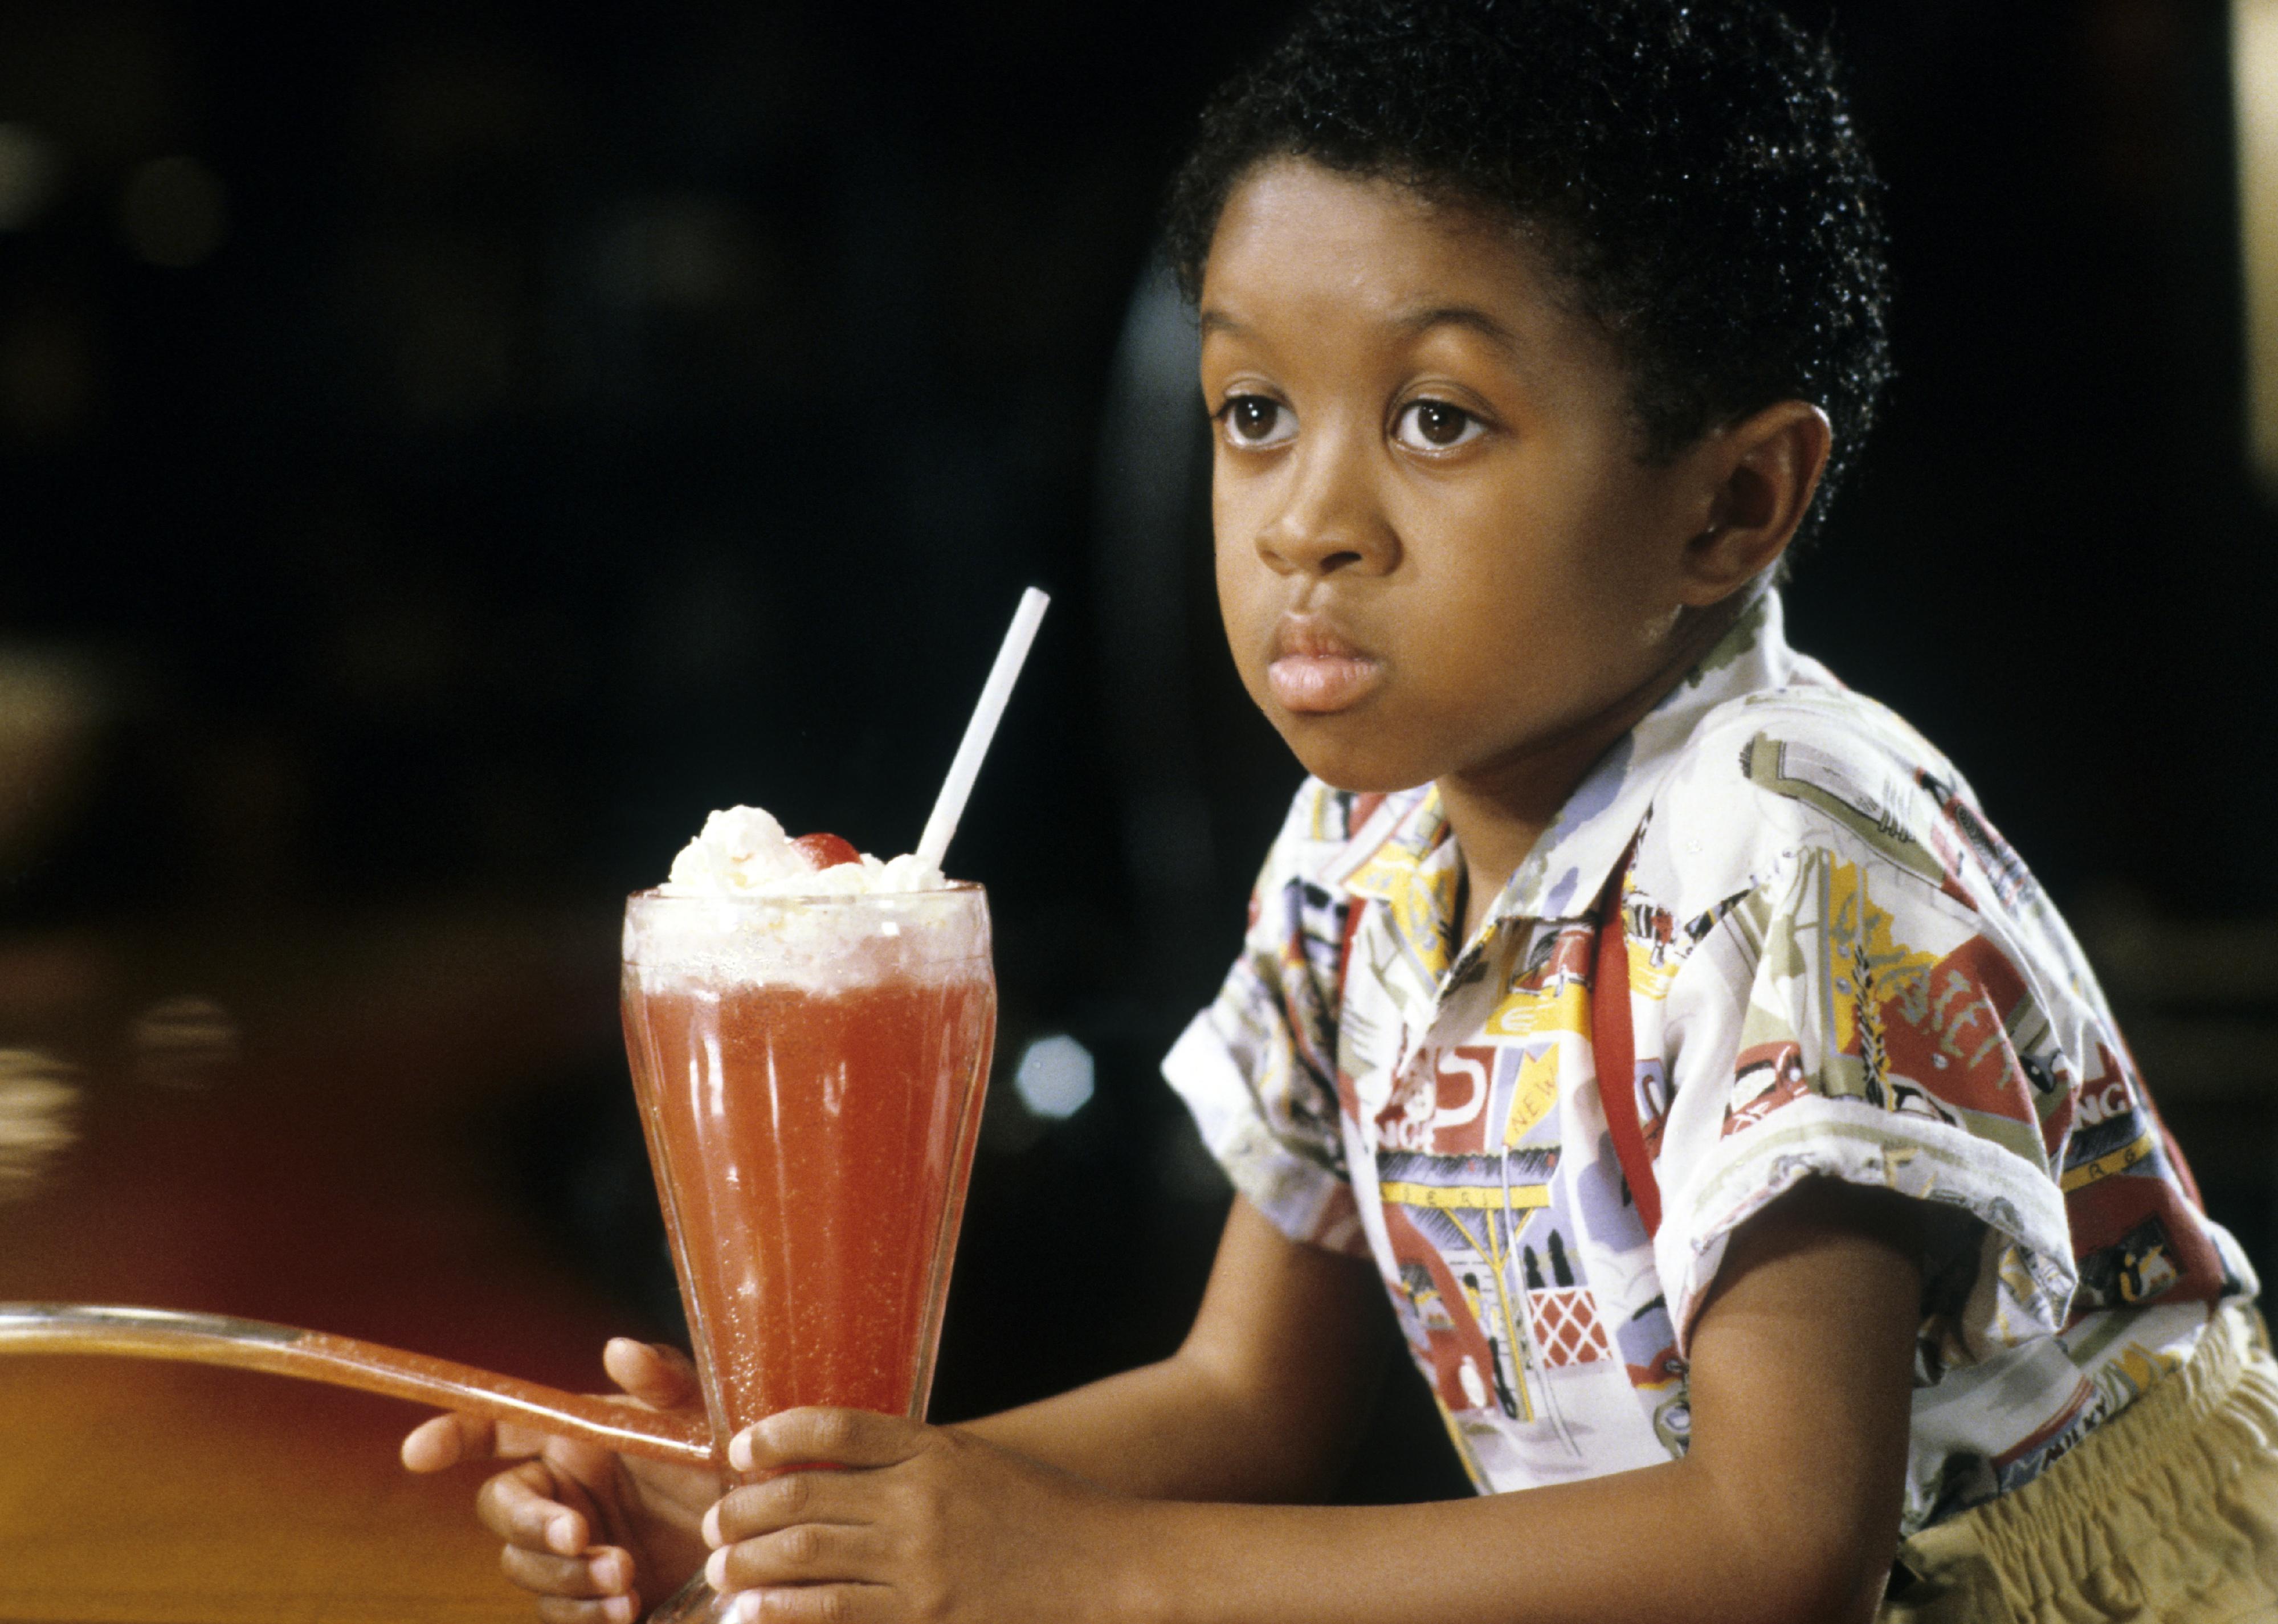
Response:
[1891,1300,2278,1619]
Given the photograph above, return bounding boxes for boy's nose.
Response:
[1252,449,1399,578]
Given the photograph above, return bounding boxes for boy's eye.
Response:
[1394,399,1484,450]
[1219,395,1295,447]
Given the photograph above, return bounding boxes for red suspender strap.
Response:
[1333,795,1388,994]
[1593,837,1662,1239]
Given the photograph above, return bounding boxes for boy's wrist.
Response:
[1085,1496,1196,1624]
[1087,1500,1337,1624]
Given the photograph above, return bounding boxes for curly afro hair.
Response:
[1162,0,1892,543]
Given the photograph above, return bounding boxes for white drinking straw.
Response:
[915,587,1051,872]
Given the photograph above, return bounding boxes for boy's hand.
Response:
[705,1407,1133,1624]
[401,1337,721,1623]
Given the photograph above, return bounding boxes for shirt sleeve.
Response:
[1643,802,2077,1364]
[1162,781,1366,1255]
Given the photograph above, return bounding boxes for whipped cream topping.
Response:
[660,805,946,897]
[631,806,982,991]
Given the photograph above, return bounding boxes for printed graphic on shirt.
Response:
[1741,747,2238,1325]
[1485,924,1594,1043]
[1345,801,1459,988]
[1379,1131,1633,1481]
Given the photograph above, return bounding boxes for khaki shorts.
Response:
[1883,1303,2278,1623]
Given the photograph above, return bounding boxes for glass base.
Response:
[649,1572,733,1622]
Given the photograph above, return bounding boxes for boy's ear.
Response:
[1676,400,1832,605]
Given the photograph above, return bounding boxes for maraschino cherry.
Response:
[792,832,862,870]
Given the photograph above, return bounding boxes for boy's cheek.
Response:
[1212,538,1270,635]
[1213,579,1281,703]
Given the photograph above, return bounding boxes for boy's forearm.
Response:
[956,1349,1347,1504]
[951,1343,1865,1623]
[1098,1456,1881,1624]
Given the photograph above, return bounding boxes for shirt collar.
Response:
[1318,587,1799,931]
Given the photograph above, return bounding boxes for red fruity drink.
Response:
[620,884,994,1466]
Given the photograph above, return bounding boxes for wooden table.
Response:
[0,908,646,1623]
[0,1360,528,1623]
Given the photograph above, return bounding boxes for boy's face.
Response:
[1201,159,1718,797]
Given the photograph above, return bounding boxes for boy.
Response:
[406,2,2278,1618]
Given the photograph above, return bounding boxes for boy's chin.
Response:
[1277,729,1437,798]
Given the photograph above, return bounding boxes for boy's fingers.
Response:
[492,1419,562,1459]
[709,1523,882,1592]
[534,1596,639,1624]
[401,1411,558,1472]
[476,1460,590,1555]
[401,1412,489,1472]
[708,1471,867,1545]
[602,1336,701,1410]
[721,1585,882,1623]
[732,1407,922,1474]
[501,1542,636,1600]
[620,1450,726,1517]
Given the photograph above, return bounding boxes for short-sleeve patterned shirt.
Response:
[1163,590,2257,1532]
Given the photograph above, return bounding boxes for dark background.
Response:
[1,0,2272,1506]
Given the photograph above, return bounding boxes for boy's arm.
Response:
[953,1194,1390,1503]
[714,1177,1920,1624]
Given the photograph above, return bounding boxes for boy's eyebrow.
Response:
[1198,304,1526,355]
[1393,304,1526,356]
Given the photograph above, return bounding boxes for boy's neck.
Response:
[1439,597,1747,941]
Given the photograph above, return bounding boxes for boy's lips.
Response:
[1268,619,1382,713]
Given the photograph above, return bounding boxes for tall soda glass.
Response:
[620,884,995,1622]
